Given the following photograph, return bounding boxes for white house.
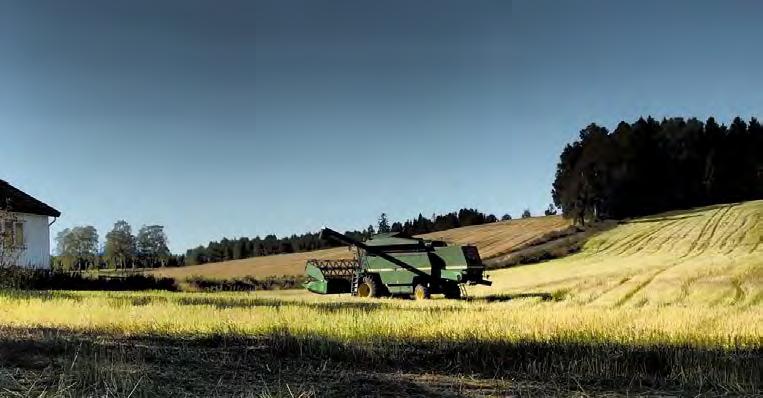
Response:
[0,180,60,269]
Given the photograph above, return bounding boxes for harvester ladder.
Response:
[350,272,361,296]
[460,284,469,300]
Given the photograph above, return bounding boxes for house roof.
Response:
[0,180,61,217]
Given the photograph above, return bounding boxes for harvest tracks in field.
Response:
[474,200,762,308]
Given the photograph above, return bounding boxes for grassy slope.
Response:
[147,215,571,280]
[471,200,762,307]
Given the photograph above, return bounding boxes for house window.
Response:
[1,221,24,248]
[2,221,12,247]
[14,222,24,247]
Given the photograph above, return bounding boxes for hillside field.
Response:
[0,201,760,396]
[472,200,762,307]
[146,215,572,280]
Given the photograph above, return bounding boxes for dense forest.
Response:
[553,116,762,224]
[184,208,506,266]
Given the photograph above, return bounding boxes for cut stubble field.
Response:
[0,201,760,396]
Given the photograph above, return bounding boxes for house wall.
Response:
[16,212,51,269]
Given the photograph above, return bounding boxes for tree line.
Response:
[50,206,536,270]
[184,208,517,266]
[53,221,178,270]
[552,116,762,224]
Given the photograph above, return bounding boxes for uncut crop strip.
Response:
[0,290,759,349]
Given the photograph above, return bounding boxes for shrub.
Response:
[182,275,305,292]
[0,267,177,291]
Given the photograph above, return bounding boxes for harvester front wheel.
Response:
[414,284,430,300]
[357,276,378,298]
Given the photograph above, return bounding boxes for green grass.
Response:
[0,201,761,396]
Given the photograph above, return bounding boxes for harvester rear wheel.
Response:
[414,284,430,300]
[357,276,378,298]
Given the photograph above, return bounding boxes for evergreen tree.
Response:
[377,213,391,233]
[186,246,206,265]
[232,237,250,260]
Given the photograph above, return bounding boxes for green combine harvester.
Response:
[304,228,491,299]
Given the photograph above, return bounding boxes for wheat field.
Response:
[0,201,760,396]
[11,200,758,341]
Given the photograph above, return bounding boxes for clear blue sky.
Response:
[1,1,761,253]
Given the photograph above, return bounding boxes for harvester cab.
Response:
[304,228,491,299]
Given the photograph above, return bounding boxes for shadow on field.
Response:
[0,289,475,314]
[0,326,759,397]
[465,292,554,302]
[176,296,389,312]
[624,214,701,224]
[171,296,472,314]
[625,202,740,224]
[482,221,619,270]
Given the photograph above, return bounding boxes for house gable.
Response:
[0,180,58,269]
[0,180,60,217]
